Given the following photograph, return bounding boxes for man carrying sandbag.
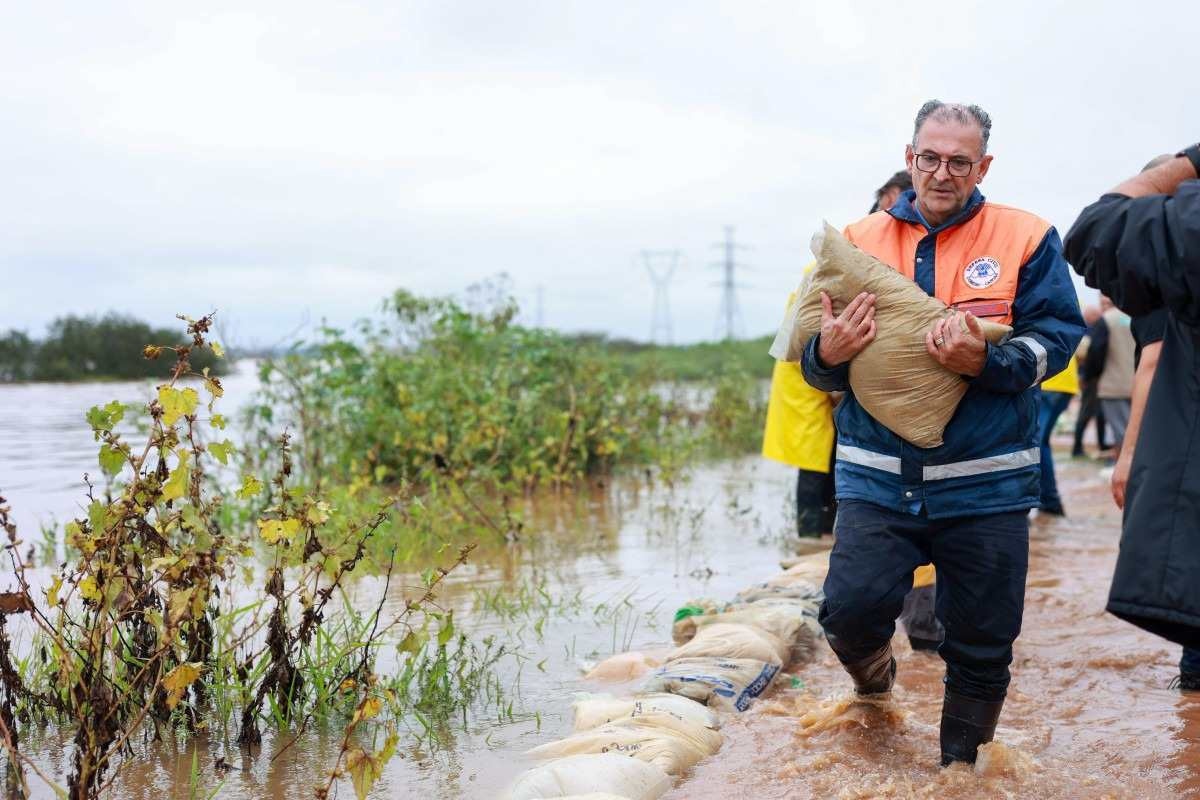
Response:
[800,100,1085,766]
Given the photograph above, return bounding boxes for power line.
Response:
[641,249,680,345]
[712,226,750,341]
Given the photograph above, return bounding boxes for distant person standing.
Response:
[1071,305,1109,457]
[870,170,914,214]
[762,324,836,536]
[763,170,913,538]
[1082,296,1135,452]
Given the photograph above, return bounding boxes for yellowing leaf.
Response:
[236,475,263,500]
[210,341,225,358]
[204,376,223,401]
[257,518,301,545]
[344,748,374,800]
[437,611,455,647]
[346,733,397,800]
[305,500,332,525]
[66,521,96,556]
[208,439,235,466]
[352,696,382,724]
[161,452,191,502]
[98,444,125,476]
[158,386,199,426]
[78,576,101,603]
[398,630,424,656]
[210,413,227,431]
[167,587,196,628]
[162,662,203,710]
[46,575,63,606]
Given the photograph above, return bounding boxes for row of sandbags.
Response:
[504,550,832,799]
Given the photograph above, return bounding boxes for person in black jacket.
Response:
[1072,305,1110,457]
[1117,306,1200,689]
[1064,142,1200,649]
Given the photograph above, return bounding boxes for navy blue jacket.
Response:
[802,190,1086,519]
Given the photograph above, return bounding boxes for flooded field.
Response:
[1,372,1196,798]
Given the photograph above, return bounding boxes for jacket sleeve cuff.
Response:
[801,334,850,392]
[968,339,1042,393]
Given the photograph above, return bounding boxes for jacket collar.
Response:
[888,187,986,234]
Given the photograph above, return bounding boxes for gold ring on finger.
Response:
[935,337,946,347]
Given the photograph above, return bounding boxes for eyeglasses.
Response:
[913,153,980,177]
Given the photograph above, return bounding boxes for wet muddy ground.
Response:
[663,457,1195,800]
[3,371,1196,799]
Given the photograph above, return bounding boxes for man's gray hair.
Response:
[912,100,993,155]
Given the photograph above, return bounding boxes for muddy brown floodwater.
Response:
[665,456,1197,800]
[3,372,1197,800]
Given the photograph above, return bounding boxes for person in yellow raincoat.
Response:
[763,281,838,537]
[1036,355,1080,515]
[763,170,945,650]
[762,171,914,537]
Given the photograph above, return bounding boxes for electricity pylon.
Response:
[642,250,680,344]
[712,226,749,341]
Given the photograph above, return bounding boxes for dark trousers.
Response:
[796,467,836,537]
[819,500,1030,701]
[1037,390,1072,511]
[1183,648,1200,675]
[1073,382,1108,454]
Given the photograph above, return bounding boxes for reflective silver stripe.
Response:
[1011,335,1048,384]
[923,447,1040,481]
[837,444,901,475]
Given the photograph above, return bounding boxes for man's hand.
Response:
[926,311,987,376]
[816,291,876,367]
[1112,450,1132,509]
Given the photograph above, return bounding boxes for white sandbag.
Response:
[770,222,1012,448]
[641,656,779,712]
[734,580,823,605]
[504,753,672,800]
[673,603,821,667]
[768,551,832,587]
[585,651,661,682]
[666,622,787,666]
[673,599,819,644]
[573,692,721,732]
[526,714,722,775]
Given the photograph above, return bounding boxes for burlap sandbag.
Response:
[769,222,1011,448]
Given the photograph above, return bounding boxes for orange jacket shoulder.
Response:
[843,210,895,246]
[974,203,1052,265]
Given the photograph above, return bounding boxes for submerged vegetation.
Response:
[241,283,767,561]
[0,285,770,798]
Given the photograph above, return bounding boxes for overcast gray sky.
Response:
[2,1,1196,347]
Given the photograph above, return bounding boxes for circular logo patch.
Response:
[963,257,1001,289]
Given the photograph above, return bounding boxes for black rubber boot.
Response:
[1172,672,1200,692]
[940,689,1004,766]
[842,644,896,695]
